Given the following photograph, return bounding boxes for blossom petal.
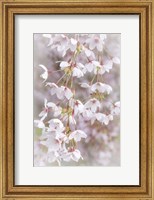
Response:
[112,57,120,64]
[115,101,120,107]
[60,61,70,69]
[69,130,87,142]
[85,62,94,72]
[100,34,107,41]
[80,83,90,88]
[43,34,51,38]
[39,64,48,82]
[39,110,46,117]
[64,87,73,100]
[48,119,65,132]
[34,120,45,128]
[85,49,92,57]
[71,38,77,45]
[47,102,56,108]
[73,68,84,78]
[90,82,112,94]
[72,149,83,162]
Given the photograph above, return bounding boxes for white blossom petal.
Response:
[103,60,113,73]
[60,61,70,69]
[69,116,76,125]
[39,64,48,82]
[48,119,65,132]
[40,136,60,151]
[69,130,87,142]
[53,106,62,117]
[85,49,92,57]
[115,101,120,107]
[112,57,120,64]
[100,34,107,40]
[84,98,101,112]
[72,149,83,162]
[85,62,94,72]
[34,120,45,128]
[47,102,56,108]
[71,38,77,45]
[39,110,46,118]
[46,83,58,95]
[62,152,72,162]
[95,113,106,121]
[73,67,84,78]
[80,83,90,88]
[56,87,65,99]
[90,82,112,94]
[43,34,51,38]
[63,87,73,100]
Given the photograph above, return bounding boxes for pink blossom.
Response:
[69,130,87,142]
[39,64,48,82]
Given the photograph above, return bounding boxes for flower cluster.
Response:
[34,34,120,166]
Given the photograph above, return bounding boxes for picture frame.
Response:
[0,0,153,199]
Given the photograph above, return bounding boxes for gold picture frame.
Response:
[0,0,154,199]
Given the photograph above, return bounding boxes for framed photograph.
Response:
[0,0,154,199]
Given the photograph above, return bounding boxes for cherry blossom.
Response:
[40,134,61,151]
[86,34,106,51]
[39,64,48,82]
[48,119,65,132]
[82,107,94,120]
[38,98,61,119]
[82,98,101,120]
[47,83,73,100]
[56,86,73,100]
[60,61,85,78]
[112,57,120,64]
[43,34,52,39]
[80,82,90,88]
[95,113,113,125]
[49,34,69,57]
[46,82,58,95]
[85,60,101,73]
[69,38,78,52]
[111,101,120,115]
[84,98,101,112]
[34,119,45,129]
[94,60,113,75]
[84,47,95,58]
[69,99,84,116]
[62,149,83,162]
[60,61,71,69]
[90,82,112,95]
[72,67,84,78]
[62,114,76,125]
[69,130,87,142]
